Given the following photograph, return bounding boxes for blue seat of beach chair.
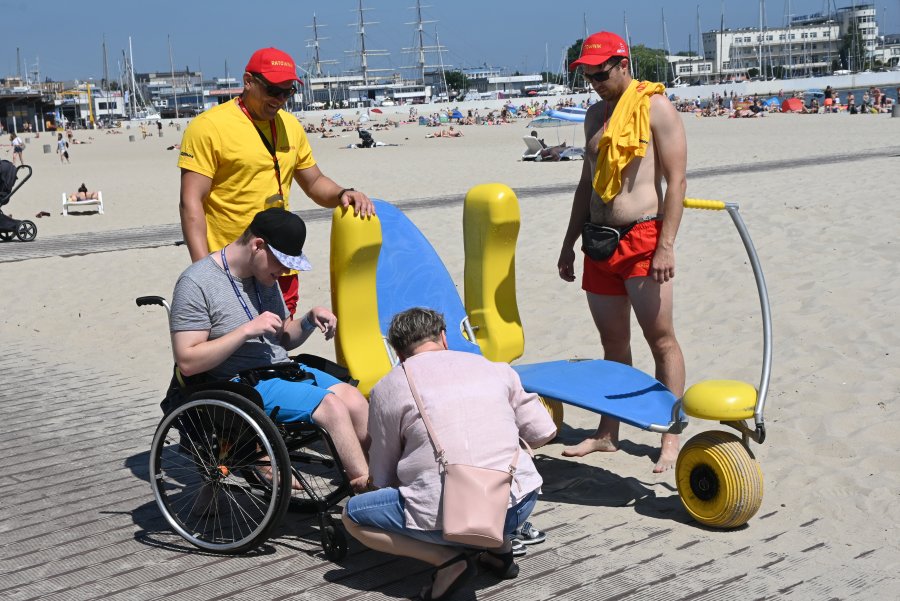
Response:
[374,200,481,356]
[344,200,681,432]
[513,360,679,431]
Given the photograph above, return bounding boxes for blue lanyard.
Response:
[221,246,263,322]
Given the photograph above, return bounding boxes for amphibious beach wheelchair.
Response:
[0,160,36,242]
[137,296,352,559]
[329,185,773,529]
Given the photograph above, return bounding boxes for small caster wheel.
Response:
[321,523,348,561]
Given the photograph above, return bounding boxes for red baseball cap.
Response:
[570,32,629,70]
[245,47,302,85]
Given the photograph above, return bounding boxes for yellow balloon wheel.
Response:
[675,430,764,528]
[538,396,565,432]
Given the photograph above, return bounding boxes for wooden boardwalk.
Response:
[3,189,898,599]
[1,338,892,600]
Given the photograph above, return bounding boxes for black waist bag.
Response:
[582,222,635,261]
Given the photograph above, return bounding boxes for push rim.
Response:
[149,396,290,553]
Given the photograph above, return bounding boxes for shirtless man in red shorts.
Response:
[556,32,687,473]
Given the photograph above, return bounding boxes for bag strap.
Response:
[402,361,521,475]
[402,362,447,468]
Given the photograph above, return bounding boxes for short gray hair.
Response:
[387,307,445,357]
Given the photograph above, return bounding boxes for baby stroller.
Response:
[357,128,376,148]
[0,160,36,242]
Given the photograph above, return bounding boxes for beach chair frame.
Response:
[329,187,773,529]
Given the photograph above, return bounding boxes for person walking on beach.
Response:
[56,133,70,164]
[178,47,374,317]
[556,31,687,473]
[9,133,25,166]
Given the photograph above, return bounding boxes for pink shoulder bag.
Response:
[403,363,518,548]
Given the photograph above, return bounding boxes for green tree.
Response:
[629,45,670,84]
[443,70,469,93]
[841,20,867,71]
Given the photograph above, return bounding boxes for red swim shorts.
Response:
[278,273,299,317]
[582,219,661,296]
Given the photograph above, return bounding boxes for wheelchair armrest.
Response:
[291,353,359,386]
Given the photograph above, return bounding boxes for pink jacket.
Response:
[368,350,557,531]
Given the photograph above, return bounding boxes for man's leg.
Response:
[327,382,371,453]
[562,292,633,457]
[312,393,369,491]
[625,276,685,473]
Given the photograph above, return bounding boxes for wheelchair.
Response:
[138,296,352,559]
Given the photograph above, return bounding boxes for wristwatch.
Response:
[338,187,355,202]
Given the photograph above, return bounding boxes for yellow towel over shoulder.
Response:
[594,79,665,203]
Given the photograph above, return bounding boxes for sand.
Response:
[2,108,899,596]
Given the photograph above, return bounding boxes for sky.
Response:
[3,0,897,83]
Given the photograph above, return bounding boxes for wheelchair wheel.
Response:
[675,430,764,529]
[15,220,36,242]
[319,515,348,561]
[149,390,292,553]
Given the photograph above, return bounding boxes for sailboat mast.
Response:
[415,0,426,83]
[312,14,323,77]
[128,37,138,118]
[435,27,448,102]
[168,35,179,119]
[697,5,706,83]
[102,35,110,94]
[662,8,675,84]
[624,11,635,78]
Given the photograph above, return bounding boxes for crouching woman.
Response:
[342,307,557,600]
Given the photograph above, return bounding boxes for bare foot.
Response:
[561,435,618,457]
[652,434,679,473]
[256,463,304,490]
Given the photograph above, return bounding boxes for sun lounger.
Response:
[62,192,103,215]
[521,136,544,161]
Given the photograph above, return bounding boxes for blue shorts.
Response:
[250,364,342,424]
[345,487,539,547]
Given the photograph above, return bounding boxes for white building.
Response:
[693,3,879,81]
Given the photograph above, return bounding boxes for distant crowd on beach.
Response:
[300,97,591,139]
[674,85,898,118]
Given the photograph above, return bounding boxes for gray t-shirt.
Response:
[169,255,291,379]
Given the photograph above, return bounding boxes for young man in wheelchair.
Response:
[169,207,370,492]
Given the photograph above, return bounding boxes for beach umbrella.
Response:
[371,108,383,114]
[526,116,565,128]
[781,98,804,113]
[450,110,464,119]
[762,96,780,108]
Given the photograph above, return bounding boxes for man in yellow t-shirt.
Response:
[178,47,374,315]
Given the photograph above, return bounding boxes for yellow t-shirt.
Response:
[177,99,317,252]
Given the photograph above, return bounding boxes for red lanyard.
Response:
[236,97,283,197]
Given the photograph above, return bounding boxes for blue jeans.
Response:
[345,487,539,548]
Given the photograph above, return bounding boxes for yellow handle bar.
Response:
[684,198,726,211]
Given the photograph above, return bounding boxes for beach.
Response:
[1,110,899,598]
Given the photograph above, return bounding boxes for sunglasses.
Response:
[582,57,624,83]
[252,73,297,99]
